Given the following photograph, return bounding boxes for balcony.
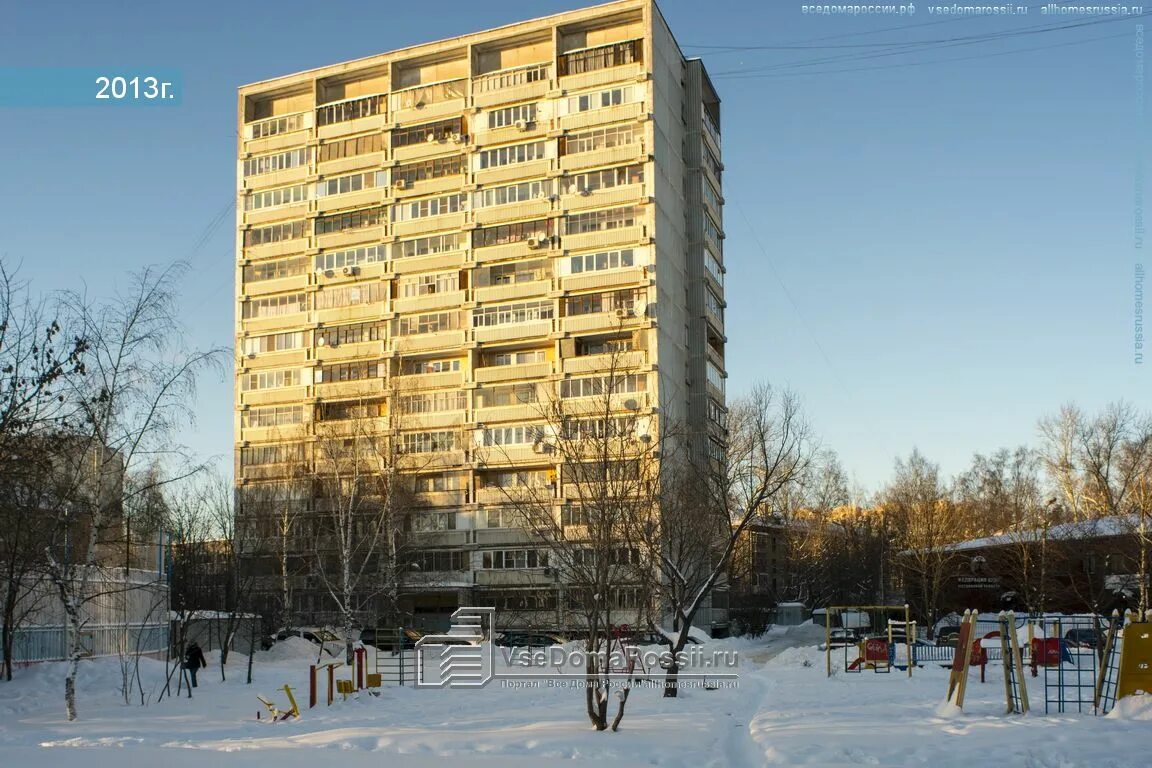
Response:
[413,489,468,508]
[472,319,553,344]
[473,403,545,424]
[239,385,310,408]
[242,165,309,191]
[409,530,470,548]
[394,370,464,390]
[243,202,310,228]
[316,226,386,251]
[244,112,311,154]
[392,136,468,165]
[473,361,552,384]
[473,528,536,546]
[394,173,463,197]
[241,310,309,335]
[472,198,553,226]
[560,266,646,294]
[393,289,466,315]
[315,94,387,140]
[316,150,387,178]
[243,235,309,262]
[472,63,551,109]
[392,329,466,353]
[474,486,550,506]
[315,188,385,215]
[475,444,553,466]
[473,280,551,304]
[239,423,308,444]
[474,569,554,587]
[472,120,549,150]
[561,183,645,213]
[561,351,645,375]
[406,410,467,430]
[473,159,552,187]
[562,311,642,335]
[391,249,466,275]
[242,272,310,297]
[558,100,645,132]
[315,301,386,326]
[389,79,467,124]
[314,339,384,363]
[238,347,310,369]
[473,239,555,264]
[561,224,646,253]
[392,213,465,239]
[399,449,467,471]
[559,142,645,173]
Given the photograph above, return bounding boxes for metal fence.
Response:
[0,623,170,664]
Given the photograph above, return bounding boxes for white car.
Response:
[272,627,346,657]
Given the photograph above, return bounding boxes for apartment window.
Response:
[563,416,632,441]
[393,233,461,259]
[481,470,550,490]
[414,550,468,571]
[705,289,724,323]
[246,183,307,211]
[317,321,385,347]
[317,359,383,383]
[242,331,306,355]
[564,164,643,195]
[481,507,519,529]
[473,62,549,93]
[316,94,386,127]
[473,218,553,248]
[702,179,722,212]
[411,511,458,532]
[414,473,464,493]
[245,220,307,247]
[401,358,460,375]
[314,282,385,310]
[475,383,538,408]
[487,103,537,129]
[319,399,386,421]
[315,171,382,198]
[560,124,638,156]
[243,405,304,428]
[482,259,551,286]
[244,257,308,282]
[702,106,722,146]
[575,335,632,356]
[476,140,547,170]
[318,133,384,163]
[567,248,635,275]
[316,206,386,235]
[393,155,463,186]
[482,425,541,447]
[243,148,309,177]
[392,80,465,111]
[397,311,460,335]
[398,271,459,298]
[559,86,637,115]
[391,117,464,148]
[481,549,549,569]
[561,506,590,526]
[314,245,385,272]
[558,39,643,77]
[472,179,550,209]
[483,349,546,367]
[241,443,305,466]
[250,113,304,140]
[392,193,464,222]
[704,249,724,287]
[560,374,645,398]
[397,391,467,415]
[706,361,725,394]
[703,214,723,253]
[241,368,301,391]
[472,300,553,328]
[242,292,306,319]
[401,431,460,453]
[565,289,642,316]
[708,399,728,429]
[703,143,723,182]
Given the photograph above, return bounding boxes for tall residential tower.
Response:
[235,0,726,632]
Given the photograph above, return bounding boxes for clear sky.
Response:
[1,1,1147,491]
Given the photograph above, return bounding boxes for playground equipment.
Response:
[945,610,1029,713]
[825,605,914,678]
[1096,612,1152,715]
[257,685,300,722]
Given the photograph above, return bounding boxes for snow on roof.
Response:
[934,514,1139,554]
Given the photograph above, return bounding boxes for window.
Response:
[559,86,637,115]
[243,405,304,428]
[561,506,589,526]
[703,214,723,253]
[414,473,464,493]
[570,548,640,567]
[319,399,386,420]
[558,40,643,77]
[242,331,306,355]
[401,431,460,453]
[241,443,305,465]
[243,293,307,319]
[472,180,550,209]
[482,425,541,446]
[401,357,460,375]
[708,399,728,429]
[472,300,553,327]
[565,289,642,316]
[564,164,643,195]
[244,257,308,282]
[475,383,538,408]
[245,220,307,247]
[316,206,386,235]
[703,143,723,182]
[476,141,547,170]
[481,471,550,490]
[318,133,384,163]
[560,124,638,155]
[314,245,385,272]
[241,368,301,391]
[391,117,464,148]
[316,94,385,126]
[392,80,465,111]
[702,106,722,146]
[397,391,467,414]
[574,335,632,356]
[560,374,645,398]
[399,271,459,298]
[473,219,553,248]
[705,289,724,323]
[411,512,457,532]
[392,193,464,222]
[473,62,549,93]
[487,103,537,129]
[393,233,461,259]
[482,260,551,286]
[393,155,463,186]
[314,282,385,310]
[706,361,725,394]
[482,349,546,367]
[250,113,304,140]
[243,148,309,177]
[481,549,549,569]
[315,171,382,197]
[566,248,634,275]
[246,183,307,211]
[397,311,460,335]
[704,249,724,286]
[414,550,468,571]
[563,416,632,440]
[702,179,722,212]
[317,360,383,383]
[481,507,520,528]
[317,322,385,347]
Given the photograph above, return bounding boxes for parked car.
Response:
[820,628,860,650]
[1064,628,1101,649]
[271,627,345,657]
[360,627,423,649]
[935,626,961,647]
[494,631,566,648]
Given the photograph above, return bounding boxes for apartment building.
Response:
[235,0,726,633]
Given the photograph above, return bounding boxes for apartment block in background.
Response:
[235,0,726,633]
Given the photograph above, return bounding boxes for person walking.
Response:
[183,641,207,688]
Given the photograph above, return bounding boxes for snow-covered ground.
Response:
[2,627,1149,767]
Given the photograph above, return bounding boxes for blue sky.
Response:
[1,1,1147,491]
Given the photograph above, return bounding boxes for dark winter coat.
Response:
[183,643,207,670]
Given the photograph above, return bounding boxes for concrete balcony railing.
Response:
[389,80,467,124]
[392,213,465,240]
[237,347,310,369]
[473,361,552,385]
[400,449,468,471]
[471,198,553,226]
[316,150,387,178]
[472,121,549,149]
[316,112,388,141]
[241,311,309,335]
[314,339,384,363]
[559,266,646,294]
[392,330,467,353]
[313,378,386,401]
[471,63,551,108]
[561,225,647,253]
[561,351,645,375]
[243,237,309,261]
[473,403,546,425]
[474,569,555,587]
[241,165,309,192]
[413,489,469,508]
[316,226,386,251]
[473,240,555,264]
[559,142,645,173]
[243,202,310,228]
[473,528,536,546]
[473,159,552,187]
[472,319,553,344]
[239,384,311,408]
[239,423,308,444]
[407,410,467,431]
[242,273,310,297]
[243,112,311,153]
[557,100,645,132]
[559,392,649,417]
[392,137,467,165]
[560,183,646,212]
[391,249,466,275]
[409,530,470,547]
[393,289,467,315]
[394,370,464,390]
[558,62,645,93]
[395,174,463,197]
[314,188,385,215]
[473,280,552,304]
[314,301,386,326]
[474,486,551,506]
[561,311,642,335]
[475,444,555,466]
